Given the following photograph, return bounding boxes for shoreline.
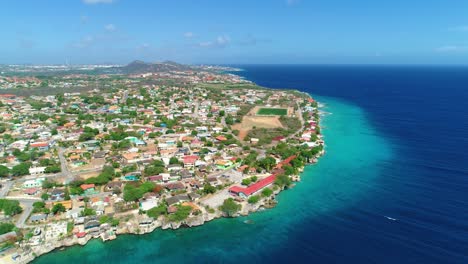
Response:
[11,88,325,264]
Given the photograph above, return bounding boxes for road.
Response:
[58,147,74,184]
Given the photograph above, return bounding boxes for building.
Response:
[229,174,276,198]
[23,178,45,189]
[29,166,46,175]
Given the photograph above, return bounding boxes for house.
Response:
[50,188,66,200]
[29,214,48,223]
[29,166,46,175]
[165,181,185,191]
[52,200,73,210]
[24,188,40,196]
[165,194,190,206]
[23,178,45,189]
[167,164,182,172]
[215,160,233,170]
[80,184,95,192]
[30,141,50,151]
[229,174,276,198]
[183,155,198,168]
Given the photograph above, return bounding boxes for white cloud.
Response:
[198,35,231,48]
[184,32,195,38]
[104,24,117,32]
[82,0,114,4]
[435,45,468,52]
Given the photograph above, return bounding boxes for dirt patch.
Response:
[232,116,284,140]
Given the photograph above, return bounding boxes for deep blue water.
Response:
[35,65,468,264]
[237,65,468,263]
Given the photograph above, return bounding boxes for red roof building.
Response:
[80,184,96,191]
[229,174,276,197]
[183,155,199,165]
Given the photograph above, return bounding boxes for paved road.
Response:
[16,200,34,228]
[58,147,74,184]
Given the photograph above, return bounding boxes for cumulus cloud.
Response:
[82,0,114,4]
[435,45,468,52]
[198,35,231,48]
[104,24,117,32]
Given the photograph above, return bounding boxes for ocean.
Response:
[34,65,468,264]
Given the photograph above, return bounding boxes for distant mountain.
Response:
[114,60,192,74]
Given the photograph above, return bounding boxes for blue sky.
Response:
[2,0,468,64]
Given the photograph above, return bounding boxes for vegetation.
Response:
[123,182,156,202]
[0,199,23,216]
[51,203,66,214]
[219,198,241,217]
[167,205,192,222]
[261,188,273,197]
[247,195,260,204]
[257,108,287,116]
[0,223,15,235]
[146,204,167,218]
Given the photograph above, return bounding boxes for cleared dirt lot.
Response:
[233,106,289,140]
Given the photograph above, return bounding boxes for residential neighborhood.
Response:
[0,64,324,263]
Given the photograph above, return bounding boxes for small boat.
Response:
[243,219,254,224]
[384,216,397,221]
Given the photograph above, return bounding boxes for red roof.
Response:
[229,174,276,196]
[76,232,87,238]
[80,184,95,191]
[183,155,198,164]
[24,188,39,195]
[275,155,297,169]
[30,142,49,148]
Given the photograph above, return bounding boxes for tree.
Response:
[80,207,96,216]
[169,157,180,165]
[52,203,66,214]
[248,195,260,204]
[0,199,23,216]
[274,174,292,188]
[146,204,167,218]
[202,183,216,194]
[219,198,241,217]
[0,165,9,177]
[258,157,276,171]
[0,223,15,235]
[11,162,31,176]
[41,193,50,201]
[261,188,273,197]
[241,178,252,186]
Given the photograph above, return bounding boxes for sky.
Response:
[2,0,468,65]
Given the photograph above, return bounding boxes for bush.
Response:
[147,204,167,218]
[248,195,260,204]
[219,198,241,217]
[0,199,23,216]
[261,188,273,197]
[0,223,15,235]
[168,205,192,222]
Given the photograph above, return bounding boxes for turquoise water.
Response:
[34,96,393,264]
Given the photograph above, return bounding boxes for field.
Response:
[257,108,288,116]
[232,116,283,140]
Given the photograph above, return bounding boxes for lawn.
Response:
[257,108,287,116]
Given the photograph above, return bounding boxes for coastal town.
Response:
[0,62,324,263]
